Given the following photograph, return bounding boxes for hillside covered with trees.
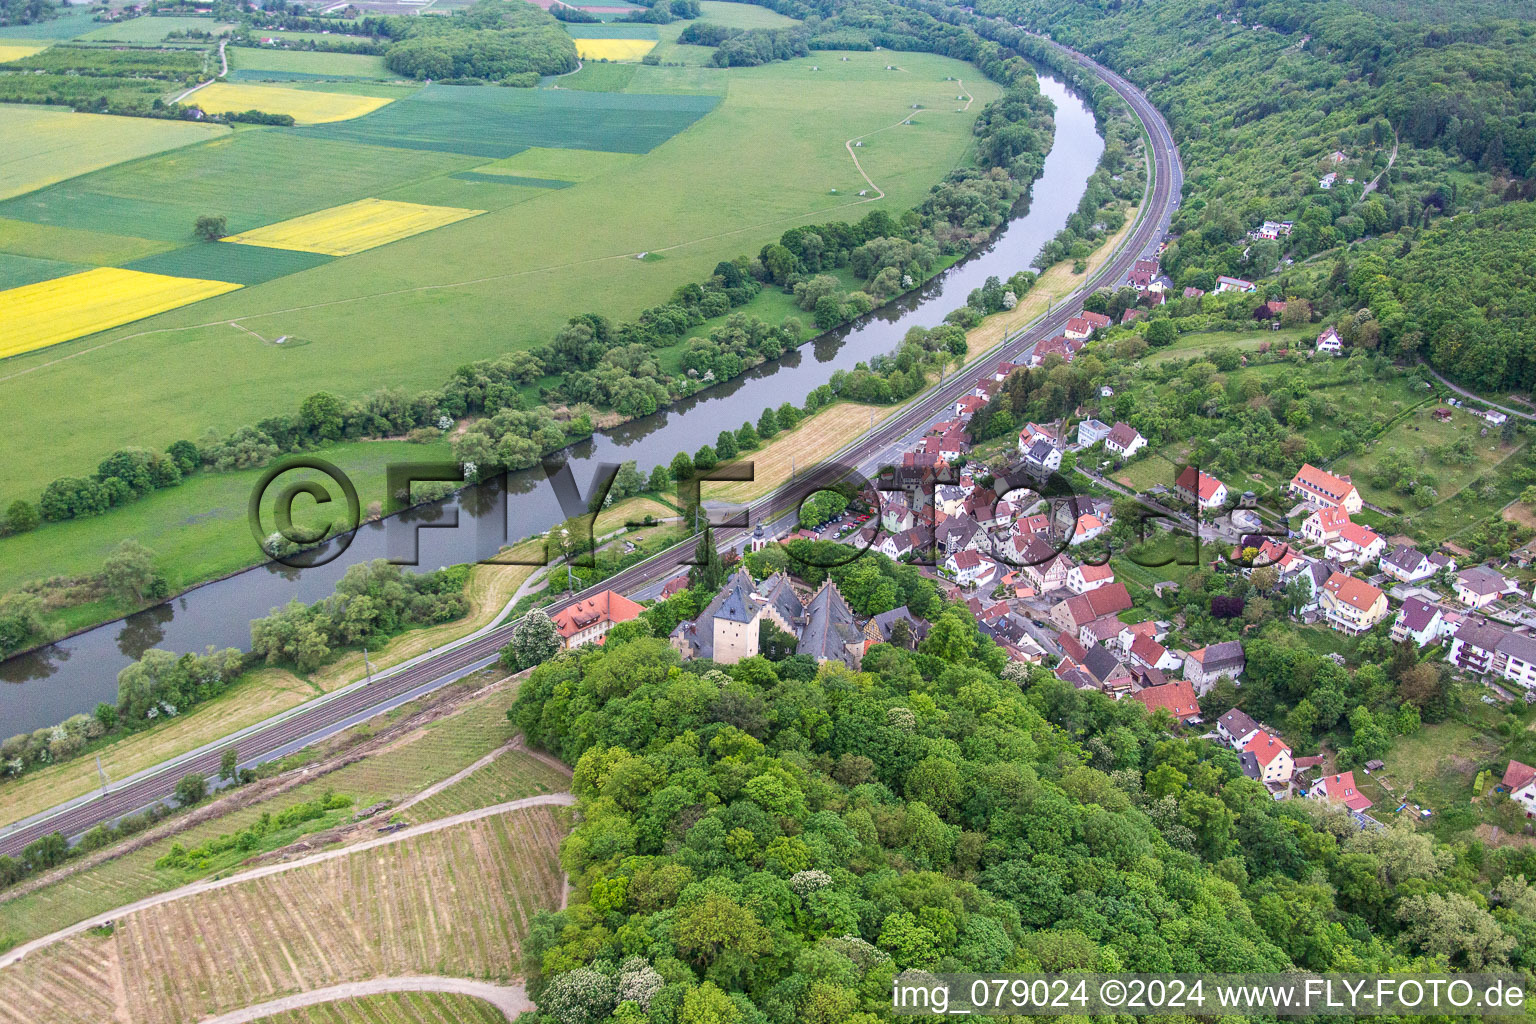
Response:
[958,0,1536,395]
[508,615,1536,1022]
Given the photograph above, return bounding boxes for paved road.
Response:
[0,39,1182,860]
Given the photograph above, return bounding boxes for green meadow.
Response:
[0,51,1001,595]
[225,46,393,80]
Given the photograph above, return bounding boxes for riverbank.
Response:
[0,187,1141,830]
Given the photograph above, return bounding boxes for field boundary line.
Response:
[181,976,533,1024]
[0,792,574,971]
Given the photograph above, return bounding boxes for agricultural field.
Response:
[79,15,235,43]
[0,105,228,202]
[225,198,485,255]
[0,267,241,359]
[0,671,569,945]
[225,46,393,81]
[244,992,511,1024]
[0,42,44,60]
[0,805,567,1024]
[571,37,656,61]
[561,22,659,38]
[693,0,801,26]
[190,82,396,123]
[0,51,1002,590]
[289,83,718,156]
[0,8,103,40]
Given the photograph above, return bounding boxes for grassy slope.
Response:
[225,46,392,78]
[0,51,1000,504]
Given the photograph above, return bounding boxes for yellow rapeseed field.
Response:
[573,38,656,61]
[189,83,394,124]
[0,268,242,359]
[222,198,486,256]
[0,43,47,61]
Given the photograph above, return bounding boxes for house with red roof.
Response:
[1331,521,1386,564]
[1289,463,1363,513]
[552,590,644,649]
[1302,505,1351,545]
[1128,633,1180,673]
[1174,466,1227,510]
[1310,771,1373,812]
[1504,760,1536,815]
[1320,572,1388,634]
[1065,561,1115,595]
[1132,680,1202,724]
[945,548,998,587]
[1242,730,1294,785]
[954,394,987,419]
[1050,582,1133,633]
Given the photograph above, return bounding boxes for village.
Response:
[521,250,1536,835]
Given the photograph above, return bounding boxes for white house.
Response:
[1380,544,1434,583]
[1332,521,1386,564]
[1447,618,1536,691]
[1390,597,1448,648]
[946,548,998,588]
[1216,708,1262,749]
[1103,422,1147,459]
[1302,506,1351,545]
[1289,464,1362,513]
[1023,437,1062,478]
[1017,421,1058,456]
[1503,761,1536,815]
[1077,418,1112,447]
[1070,514,1107,546]
[1215,275,1256,294]
[1315,327,1343,354]
[1175,466,1227,510]
[1454,565,1514,609]
[1066,561,1115,595]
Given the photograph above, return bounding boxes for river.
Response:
[0,72,1103,735]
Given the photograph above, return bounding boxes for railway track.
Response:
[0,40,1181,858]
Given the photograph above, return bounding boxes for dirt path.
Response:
[0,792,574,972]
[844,109,924,201]
[1361,126,1397,197]
[188,976,533,1024]
[169,40,227,104]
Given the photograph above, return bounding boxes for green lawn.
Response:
[1141,326,1311,364]
[694,0,801,27]
[0,438,453,598]
[0,104,229,203]
[79,15,234,43]
[1332,401,1519,518]
[225,46,393,80]
[0,51,1001,528]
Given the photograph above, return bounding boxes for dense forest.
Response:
[508,616,1536,1023]
[381,0,578,80]
[950,0,1536,396]
[0,0,55,26]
